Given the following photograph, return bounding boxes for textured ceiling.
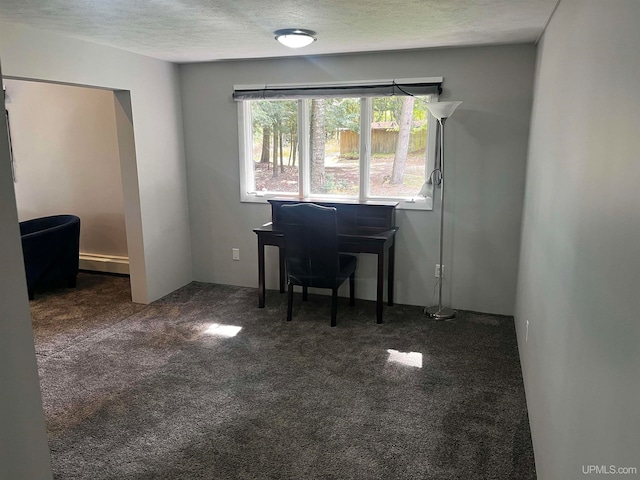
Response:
[0,0,558,63]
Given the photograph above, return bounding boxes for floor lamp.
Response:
[424,101,461,320]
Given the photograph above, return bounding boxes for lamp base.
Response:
[424,305,456,320]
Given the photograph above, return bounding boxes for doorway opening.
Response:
[3,77,146,302]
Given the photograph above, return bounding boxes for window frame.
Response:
[238,80,440,210]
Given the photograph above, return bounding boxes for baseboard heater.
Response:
[79,253,129,275]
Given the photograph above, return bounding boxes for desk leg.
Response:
[377,250,384,324]
[278,247,286,293]
[258,238,265,308]
[388,242,395,306]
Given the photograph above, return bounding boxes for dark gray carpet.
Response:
[30,272,146,356]
[32,274,536,480]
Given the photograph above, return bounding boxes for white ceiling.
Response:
[0,0,558,63]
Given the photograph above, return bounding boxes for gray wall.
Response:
[180,44,535,314]
[0,62,53,480]
[1,21,192,304]
[515,0,640,478]
[0,23,192,475]
[6,79,128,259]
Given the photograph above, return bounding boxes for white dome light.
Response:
[274,29,317,48]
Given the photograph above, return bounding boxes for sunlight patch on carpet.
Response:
[386,349,423,368]
[204,323,242,337]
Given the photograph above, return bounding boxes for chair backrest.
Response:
[20,214,80,237]
[279,203,340,289]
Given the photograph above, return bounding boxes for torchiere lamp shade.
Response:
[425,101,462,120]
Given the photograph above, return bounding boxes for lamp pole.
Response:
[424,101,461,320]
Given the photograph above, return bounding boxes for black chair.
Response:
[279,203,357,327]
[20,214,81,300]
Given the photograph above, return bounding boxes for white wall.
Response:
[0,21,192,303]
[6,79,128,260]
[516,1,640,478]
[180,44,535,315]
[0,62,53,480]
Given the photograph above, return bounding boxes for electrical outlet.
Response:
[232,248,240,261]
[435,264,444,278]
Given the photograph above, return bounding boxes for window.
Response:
[237,78,441,209]
[248,99,299,195]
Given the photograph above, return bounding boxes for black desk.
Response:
[253,198,398,324]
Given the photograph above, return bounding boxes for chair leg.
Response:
[331,288,338,327]
[349,273,355,306]
[302,286,308,301]
[287,283,294,322]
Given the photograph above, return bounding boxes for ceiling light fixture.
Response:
[274,29,317,49]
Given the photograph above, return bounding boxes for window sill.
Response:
[241,193,432,211]
[396,198,433,211]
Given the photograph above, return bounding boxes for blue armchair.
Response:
[20,214,81,300]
